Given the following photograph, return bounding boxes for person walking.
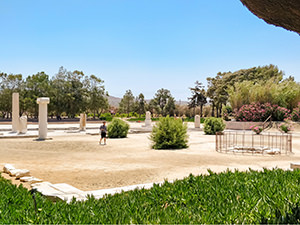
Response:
[99,121,107,145]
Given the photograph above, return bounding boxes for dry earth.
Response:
[1,130,300,191]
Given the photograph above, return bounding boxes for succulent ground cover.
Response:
[1,169,300,224]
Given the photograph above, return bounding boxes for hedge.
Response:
[2,169,300,223]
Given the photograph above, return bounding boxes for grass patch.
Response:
[1,169,300,223]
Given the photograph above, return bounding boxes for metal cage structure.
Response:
[216,131,292,155]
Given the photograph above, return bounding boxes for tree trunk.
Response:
[200,104,203,117]
[211,102,215,117]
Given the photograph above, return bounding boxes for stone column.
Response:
[195,115,200,128]
[79,113,87,131]
[12,93,19,132]
[145,111,151,127]
[37,98,50,140]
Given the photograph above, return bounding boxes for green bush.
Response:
[99,113,113,121]
[150,116,188,149]
[3,169,300,224]
[107,118,129,138]
[204,117,225,135]
[127,118,145,122]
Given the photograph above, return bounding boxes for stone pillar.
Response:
[18,116,27,134]
[145,111,151,127]
[195,115,200,128]
[12,93,19,132]
[37,98,50,140]
[79,113,87,131]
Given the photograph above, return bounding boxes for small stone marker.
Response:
[12,93,20,132]
[195,115,200,128]
[18,116,28,134]
[37,97,50,140]
[145,111,151,127]
[79,113,87,131]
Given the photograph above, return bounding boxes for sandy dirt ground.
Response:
[1,129,300,191]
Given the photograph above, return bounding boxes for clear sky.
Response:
[1,0,300,101]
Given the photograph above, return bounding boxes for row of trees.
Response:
[118,88,176,117]
[188,64,300,118]
[0,67,109,118]
[1,64,299,119]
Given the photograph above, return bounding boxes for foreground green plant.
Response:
[107,118,129,138]
[150,116,188,149]
[2,169,300,224]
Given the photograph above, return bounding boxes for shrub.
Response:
[279,121,293,133]
[222,106,232,121]
[150,116,188,149]
[107,118,129,138]
[200,117,205,123]
[99,113,113,121]
[250,125,263,134]
[234,103,273,122]
[234,103,290,122]
[291,103,300,121]
[204,117,225,135]
[273,106,290,121]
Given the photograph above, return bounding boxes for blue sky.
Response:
[1,0,300,101]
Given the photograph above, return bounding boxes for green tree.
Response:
[0,72,23,118]
[23,72,50,117]
[119,90,135,114]
[135,93,146,116]
[87,75,109,119]
[188,81,207,117]
[153,88,176,116]
[51,67,88,118]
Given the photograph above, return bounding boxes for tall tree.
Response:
[135,93,146,116]
[153,88,176,116]
[188,81,207,117]
[0,72,23,118]
[23,72,50,117]
[119,90,135,114]
[87,75,109,119]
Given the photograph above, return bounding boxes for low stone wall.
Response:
[225,121,263,130]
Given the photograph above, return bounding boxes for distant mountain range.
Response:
[107,96,188,108]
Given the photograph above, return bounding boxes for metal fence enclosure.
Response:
[216,131,292,155]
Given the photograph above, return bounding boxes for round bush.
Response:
[150,116,188,149]
[204,117,226,135]
[107,118,129,138]
[291,103,300,121]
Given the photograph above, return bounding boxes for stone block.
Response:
[291,162,300,170]
[20,176,43,184]
[15,169,30,178]
[3,164,15,173]
[32,182,86,203]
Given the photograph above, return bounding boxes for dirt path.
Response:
[1,131,300,191]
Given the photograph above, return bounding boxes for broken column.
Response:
[18,116,28,134]
[145,111,151,127]
[195,115,200,128]
[79,113,87,131]
[37,97,50,140]
[12,93,19,132]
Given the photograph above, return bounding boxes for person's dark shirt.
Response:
[100,124,107,132]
